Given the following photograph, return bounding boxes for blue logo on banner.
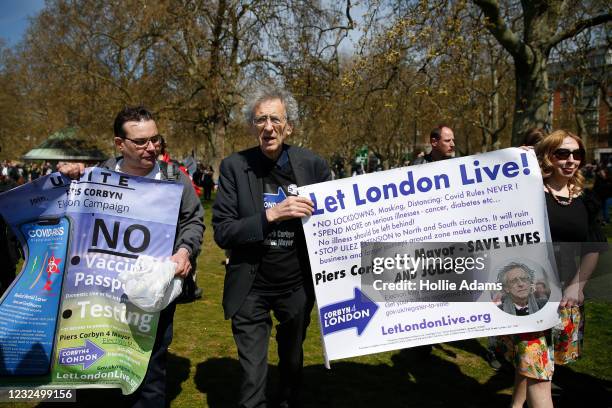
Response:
[58,340,105,369]
[0,218,70,376]
[263,187,287,209]
[320,287,378,336]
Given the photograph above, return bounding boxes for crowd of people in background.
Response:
[0,160,54,191]
[2,150,612,223]
[0,158,223,199]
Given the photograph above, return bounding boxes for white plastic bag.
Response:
[118,255,184,312]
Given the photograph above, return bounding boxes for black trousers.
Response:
[203,186,213,200]
[231,286,313,408]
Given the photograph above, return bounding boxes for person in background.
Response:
[192,163,204,189]
[398,124,455,363]
[593,162,612,224]
[412,125,455,164]
[43,162,53,175]
[202,165,215,201]
[0,174,21,295]
[29,163,41,181]
[157,137,202,197]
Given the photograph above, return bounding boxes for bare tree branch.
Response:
[547,13,612,50]
[473,0,523,58]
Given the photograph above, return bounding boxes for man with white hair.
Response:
[213,85,330,408]
[497,262,546,316]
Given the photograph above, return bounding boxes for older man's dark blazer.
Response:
[212,144,331,319]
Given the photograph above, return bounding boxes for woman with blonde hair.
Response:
[537,129,586,202]
[498,130,607,408]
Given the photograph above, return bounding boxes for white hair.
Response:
[497,262,535,286]
[242,85,299,127]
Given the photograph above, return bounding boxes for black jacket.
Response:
[212,145,330,318]
[412,153,434,165]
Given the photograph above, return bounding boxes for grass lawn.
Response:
[12,197,612,407]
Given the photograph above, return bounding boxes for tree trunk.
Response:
[575,113,590,157]
[208,120,226,174]
[511,52,550,146]
[573,76,592,159]
[491,66,500,149]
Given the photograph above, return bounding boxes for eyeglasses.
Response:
[252,115,285,127]
[553,148,584,161]
[123,134,163,148]
[508,276,531,286]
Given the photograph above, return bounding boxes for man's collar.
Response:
[513,302,528,310]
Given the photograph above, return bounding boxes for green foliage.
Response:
[0,1,609,167]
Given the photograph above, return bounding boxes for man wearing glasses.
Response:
[497,262,546,316]
[109,107,203,281]
[213,86,330,408]
[59,106,204,407]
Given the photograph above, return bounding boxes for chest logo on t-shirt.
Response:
[263,187,287,209]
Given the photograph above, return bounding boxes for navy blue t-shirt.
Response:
[252,150,303,293]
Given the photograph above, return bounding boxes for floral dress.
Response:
[496,306,583,380]
[496,192,605,380]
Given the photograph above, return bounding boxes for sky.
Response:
[0,0,46,46]
[0,1,365,50]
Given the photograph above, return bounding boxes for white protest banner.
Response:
[300,148,561,362]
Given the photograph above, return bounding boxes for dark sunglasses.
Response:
[553,148,584,161]
[123,134,163,147]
